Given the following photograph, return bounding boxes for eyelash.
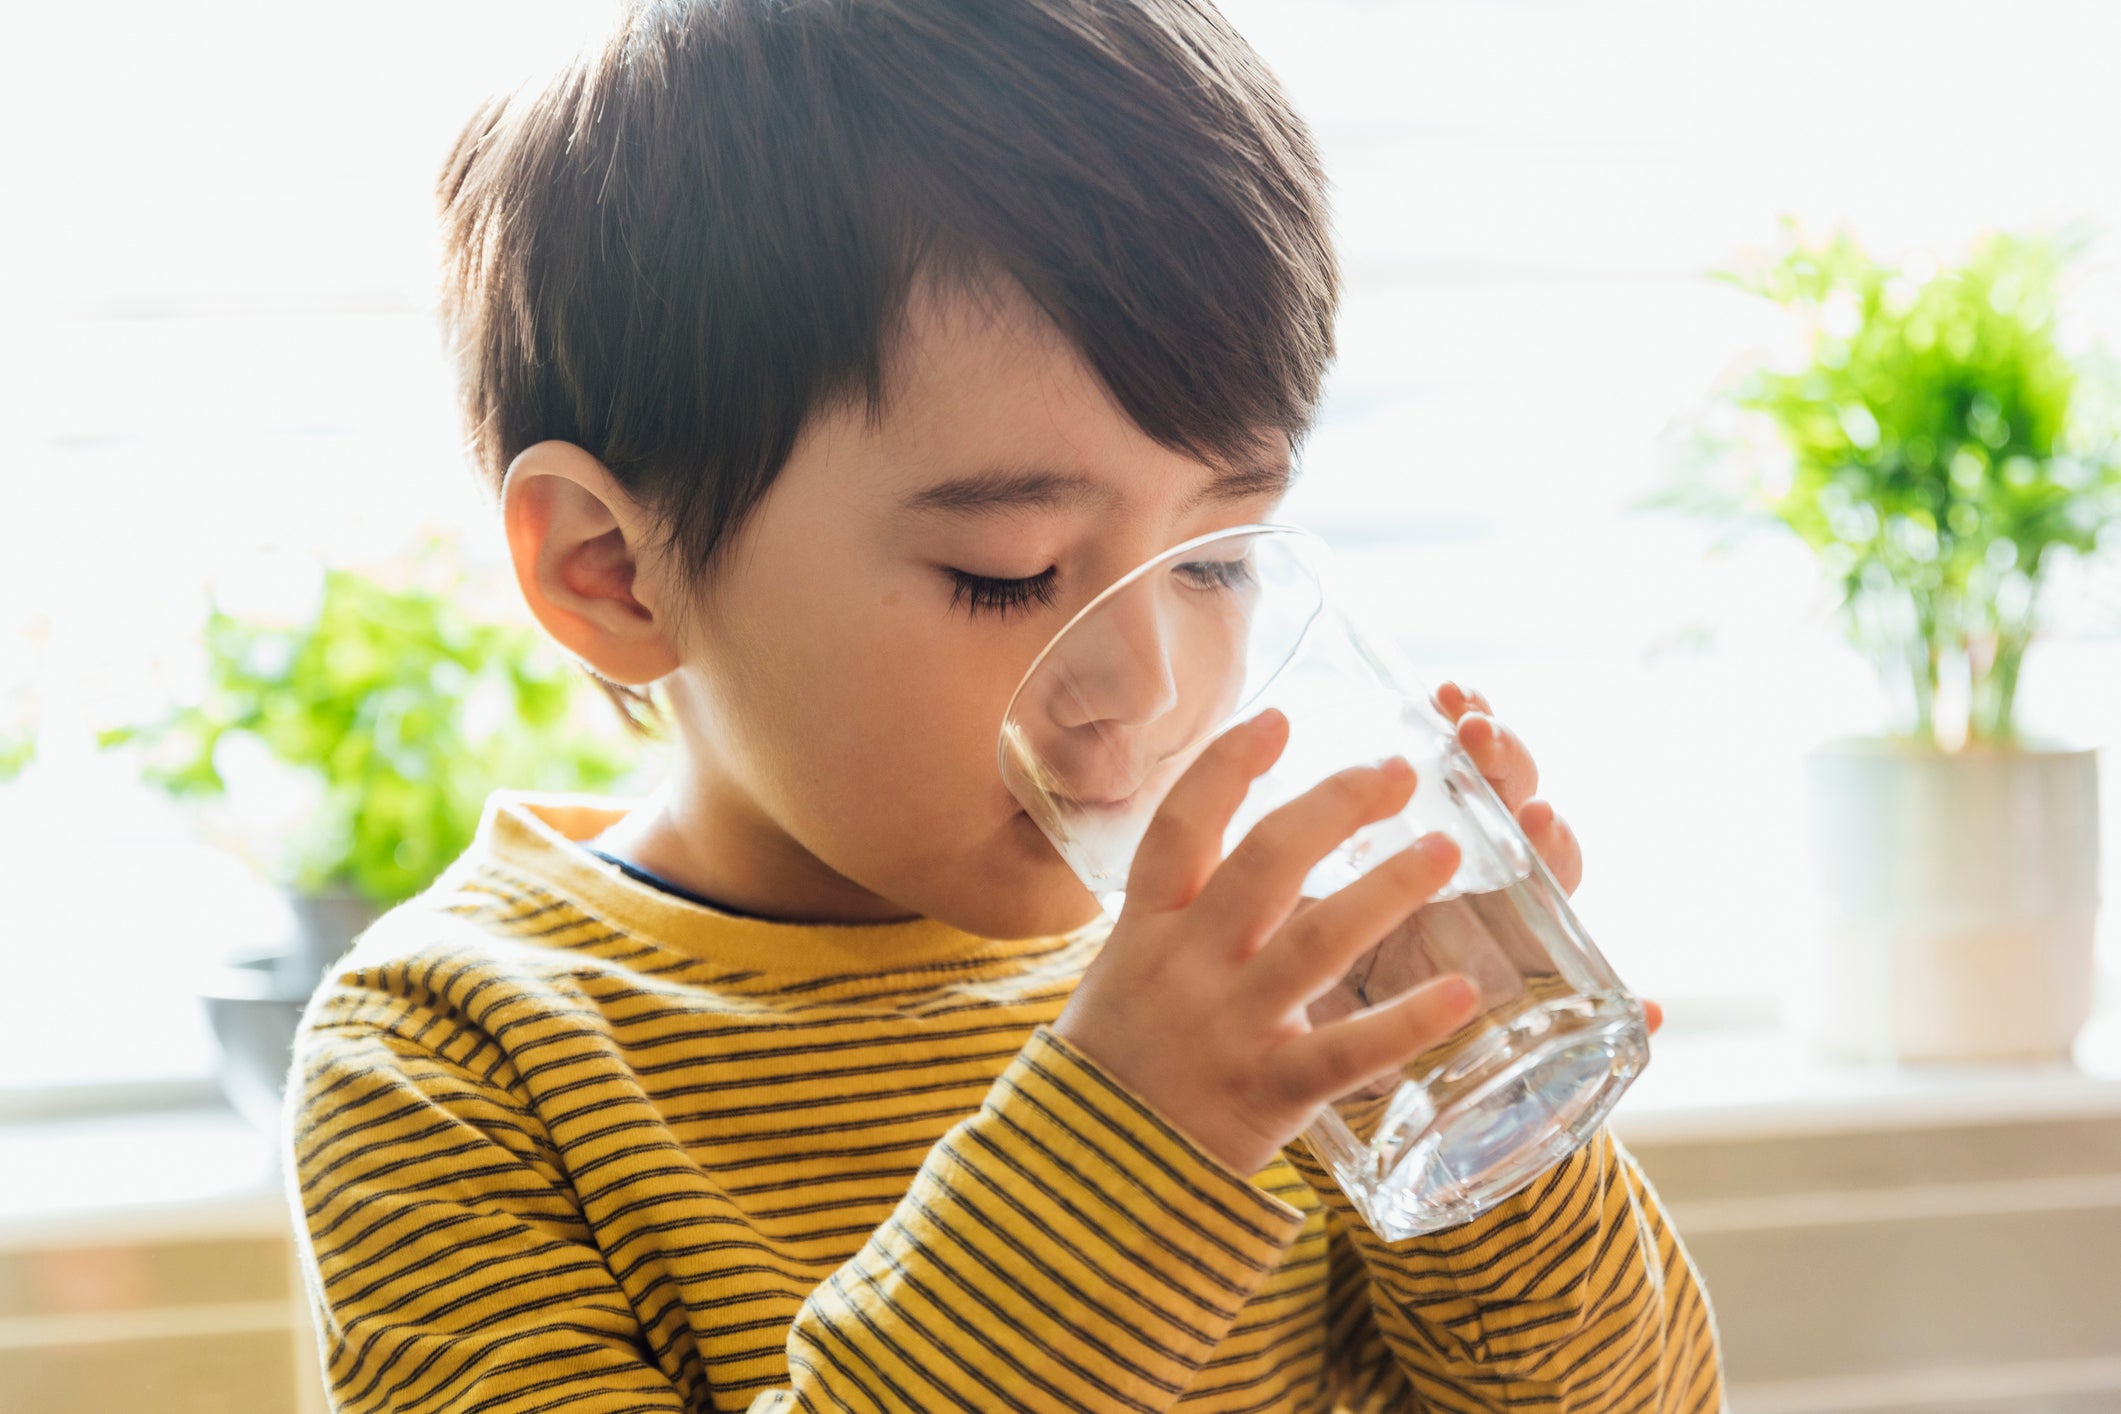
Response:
[945,558,1255,621]
[946,567,1060,620]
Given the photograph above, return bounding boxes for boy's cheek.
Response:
[766,639,1019,821]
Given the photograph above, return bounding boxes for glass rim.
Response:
[996,521,1329,784]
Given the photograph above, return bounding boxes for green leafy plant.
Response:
[1648,224,2121,749]
[104,558,637,904]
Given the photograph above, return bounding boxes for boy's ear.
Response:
[500,441,681,687]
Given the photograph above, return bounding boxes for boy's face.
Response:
[650,274,1292,940]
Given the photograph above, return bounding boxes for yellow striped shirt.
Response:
[285,793,1723,1412]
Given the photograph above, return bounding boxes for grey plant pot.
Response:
[198,890,385,1134]
[1803,737,2101,1064]
[285,890,384,985]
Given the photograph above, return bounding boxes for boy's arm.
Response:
[750,1023,1310,1411]
[290,1023,690,1414]
[1317,1204,1420,1412]
[291,1021,1309,1414]
[1288,1126,1726,1413]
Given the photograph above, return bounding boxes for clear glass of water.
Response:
[998,523,1649,1241]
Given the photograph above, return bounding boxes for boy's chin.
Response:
[928,826,1106,941]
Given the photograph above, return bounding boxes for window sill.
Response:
[1611,997,2121,1147]
[6,997,2120,1244]
[0,1104,285,1248]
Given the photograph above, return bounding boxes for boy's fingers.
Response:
[1125,709,1289,914]
[1519,799,1584,895]
[1433,681,1495,723]
[1244,833,1461,1011]
[1273,974,1482,1106]
[1191,755,1420,951]
[1457,712,1538,811]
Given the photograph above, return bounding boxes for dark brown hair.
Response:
[436,0,1338,727]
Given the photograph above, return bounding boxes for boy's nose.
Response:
[1046,585,1181,733]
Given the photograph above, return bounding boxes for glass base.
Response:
[1309,988,1648,1241]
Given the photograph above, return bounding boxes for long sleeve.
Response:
[1317,1205,1418,1413]
[1285,1125,1724,1413]
[288,1023,692,1413]
[753,1024,1312,1412]
[288,1019,1311,1414]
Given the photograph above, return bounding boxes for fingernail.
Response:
[1438,976,1478,1012]
[1375,754,1413,782]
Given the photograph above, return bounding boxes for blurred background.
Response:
[4,1,2120,1410]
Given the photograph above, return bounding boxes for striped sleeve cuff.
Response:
[788,1024,1309,1410]
[1011,1025,1311,1266]
[969,1025,1309,1319]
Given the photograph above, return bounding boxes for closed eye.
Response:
[945,566,1060,620]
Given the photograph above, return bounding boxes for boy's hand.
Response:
[1052,708,1485,1178]
[1433,681,1664,1038]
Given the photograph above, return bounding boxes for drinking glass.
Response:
[998,524,1649,1240]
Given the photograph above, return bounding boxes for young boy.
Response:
[286,2,1723,1411]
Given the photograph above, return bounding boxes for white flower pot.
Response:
[1801,738,2100,1063]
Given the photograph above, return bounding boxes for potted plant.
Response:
[1650,224,2121,1063]
[104,548,637,1126]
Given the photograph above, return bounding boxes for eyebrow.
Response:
[901,457,1293,520]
